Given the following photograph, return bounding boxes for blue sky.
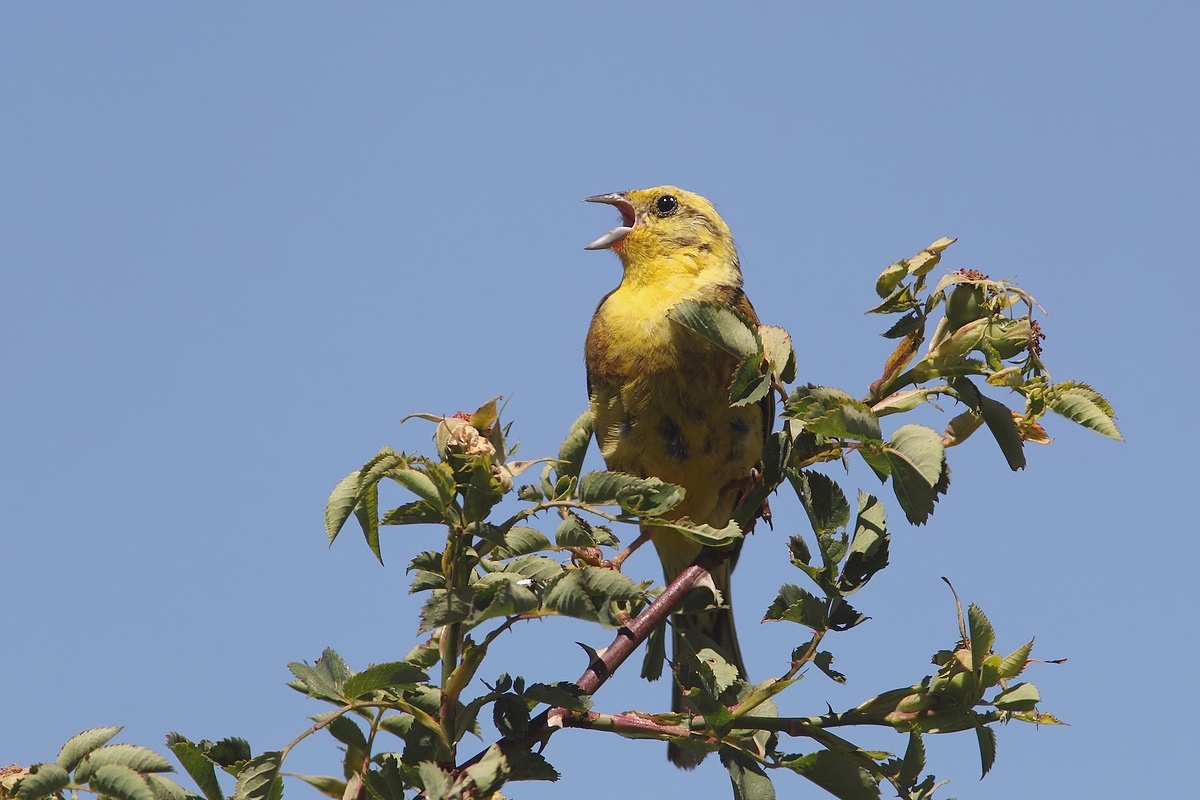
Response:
[3,4,1195,798]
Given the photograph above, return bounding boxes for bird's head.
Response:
[584,186,741,288]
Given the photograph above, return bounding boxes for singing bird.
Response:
[583,187,771,768]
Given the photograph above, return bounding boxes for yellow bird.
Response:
[583,187,771,768]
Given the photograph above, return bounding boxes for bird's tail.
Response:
[666,567,746,769]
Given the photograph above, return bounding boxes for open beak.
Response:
[583,192,636,250]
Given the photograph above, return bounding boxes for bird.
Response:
[583,186,772,767]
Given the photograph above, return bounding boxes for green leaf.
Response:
[555,409,594,484]
[288,648,351,700]
[885,425,949,525]
[354,480,382,562]
[786,386,882,442]
[362,755,406,800]
[874,259,910,298]
[416,762,451,800]
[668,299,762,360]
[838,492,889,595]
[75,745,173,782]
[998,639,1034,680]
[492,693,531,740]
[555,514,601,548]
[642,516,742,547]
[1044,382,1122,440]
[144,775,198,800]
[291,774,346,799]
[993,682,1040,711]
[760,324,797,384]
[523,682,592,712]
[952,377,1025,470]
[166,735,224,800]
[641,618,667,681]
[729,358,772,408]
[231,753,281,800]
[380,499,443,527]
[325,716,367,753]
[15,764,70,800]
[501,554,565,584]
[791,470,850,539]
[503,749,560,783]
[897,731,925,789]
[468,572,540,624]
[975,720,997,778]
[418,587,476,633]
[828,596,868,631]
[325,471,361,543]
[56,726,122,771]
[491,526,553,558]
[782,750,881,800]
[542,567,647,625]
[967,604,995,672]
[88,764,155,800]
[763,584,826,630]
[344,661,429,699]
[577,471,685,517]
[721,747,777,800]
[812,651,846,683]
[388,468,445,508]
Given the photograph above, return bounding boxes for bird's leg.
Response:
[604,530,652,571]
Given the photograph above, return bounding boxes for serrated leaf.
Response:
[993,682,1040,711]
[325,715,368,753]
[76,745,173,781]
[998,639,1034,680]
[542,567,647,625]
[782,750,880,800]
[523,682,592,712]
[871,388,936,417]
[380,499,443,527]
[291,774,345,799]
[812,650,846,683]
[501,554,565,584]
[763,584,827,630]
[15,764,70,800]
[56,726,123,771]
[838,492,889,595]
[668,300,762,360]
[388,468,445,508]
[231,753,280,800]
[722,747,776,800]
[468,572,540,624]
[828,596,868,631]
[874,259,910,298]
[967,604,995,672]
[786,386,882,442]
[344,662,429,699]
[504,749,560,783]
[145,774,196,800]
[760,324,797,384]
[975,720,997,778]
[897,731,925,789]
[555,514,599,547]
[416,762,450,800]
[952,377,1025,470]
[791,470,850,539]
[165,736,224,800]
[461,744,508,797]
[885,425,948,525]
[89,764,155,800]
[418,588,475,633]
[577,472,685,517]
[354,479,382,562]
[492,693,531,740]
[643,516,742,547]
[325,471,360,543]
[1045,382,1122,440]
[641,618,667,681]
[555,409,594,484]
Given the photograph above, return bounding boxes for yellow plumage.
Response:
[583,187,771,768]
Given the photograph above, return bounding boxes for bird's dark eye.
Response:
[655,194,678,216]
